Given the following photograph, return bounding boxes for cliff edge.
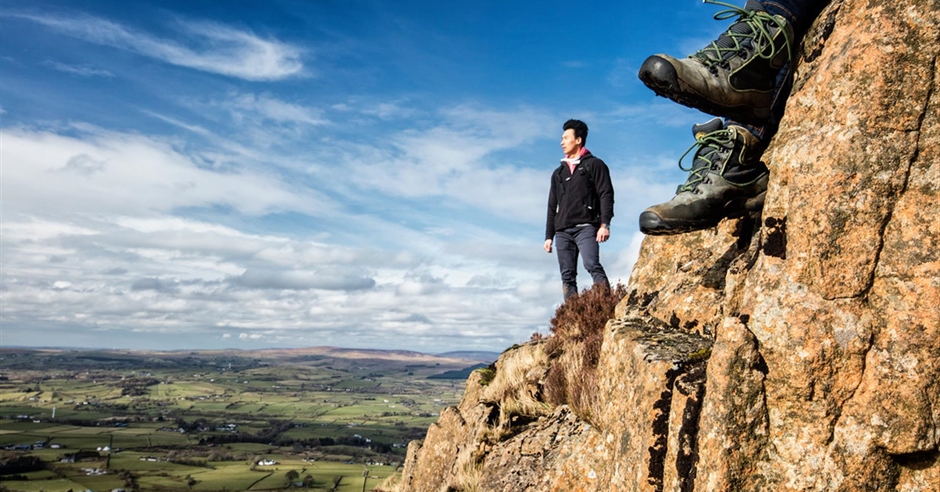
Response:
[394,0,940,490]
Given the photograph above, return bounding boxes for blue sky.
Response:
[1,0,721,353]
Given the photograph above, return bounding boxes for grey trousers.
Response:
[554,224,610,299]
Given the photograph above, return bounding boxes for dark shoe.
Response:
[638,0,794,124]
[639,118,769,235]
[562,283,578,300]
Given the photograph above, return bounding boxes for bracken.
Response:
[544,283,626,425]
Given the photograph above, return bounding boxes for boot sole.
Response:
[638,55,771,125]
[639,210,721,236]
[639,191,767,236]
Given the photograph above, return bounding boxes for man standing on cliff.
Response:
[544,119,615,300]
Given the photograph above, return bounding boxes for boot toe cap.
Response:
[638,55,680,93]
[639,210,674,236]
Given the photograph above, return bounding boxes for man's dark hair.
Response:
[563,119,588,145]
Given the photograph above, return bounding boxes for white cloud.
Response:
[330,98,419,122]
[153,92,329,153]
[16,13,303,81]
[43,60,115,77]
[361,101,415,120]
[0,126,332,217]
[346,105,555,217]
[0,220,98,242]
[225,92,326,126]
[231,269,376,291]
[142,110,213,136]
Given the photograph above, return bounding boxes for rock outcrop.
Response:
[395,0,940,490]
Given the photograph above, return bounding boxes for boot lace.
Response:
[676,129,734,193]
[692,0,793,69]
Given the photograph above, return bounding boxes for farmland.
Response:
[0,347,493,491]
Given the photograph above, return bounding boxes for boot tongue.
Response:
[704,0,768,61]
[679,118,727,191]
[743,0,766,12]
[691,118,724,139]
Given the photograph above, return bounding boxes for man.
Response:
[544,119,614,300]
[636,0,829,235]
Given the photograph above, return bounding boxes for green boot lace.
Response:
[692,0,793,70]
[675,128,735,193]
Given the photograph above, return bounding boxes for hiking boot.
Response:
[638,0,794,125]
[639,118,769,235]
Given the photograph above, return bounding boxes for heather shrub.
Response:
[543,283,626,425]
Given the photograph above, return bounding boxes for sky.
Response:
[1,0,723,353]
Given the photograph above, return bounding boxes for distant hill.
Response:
[240,346,460,362]
[427,363,490,380]
[0,346,499,363]
[0,346,501,375]
[435,351,500,363]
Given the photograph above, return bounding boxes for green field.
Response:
[0,347,487,491]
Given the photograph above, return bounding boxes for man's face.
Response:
[560,129,582,157]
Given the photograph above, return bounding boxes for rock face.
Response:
[395,0,940,490]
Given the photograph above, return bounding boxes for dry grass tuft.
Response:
[543,283,626,425]
[448,459,484,492]
[374,472,402,492]
[478,343,551,420]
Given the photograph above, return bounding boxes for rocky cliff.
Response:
[393,0,940,490]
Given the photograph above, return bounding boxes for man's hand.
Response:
[543,239,553,253]
[596,225,610,243]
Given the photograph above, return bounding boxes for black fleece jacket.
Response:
[545,151,615,240]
